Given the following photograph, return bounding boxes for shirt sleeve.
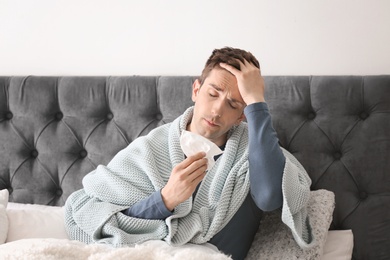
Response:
[122,190,173,219]
[244,102,286,211]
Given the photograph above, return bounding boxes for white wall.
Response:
[1,0,389,76]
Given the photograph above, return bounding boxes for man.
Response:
[65,47,313,260]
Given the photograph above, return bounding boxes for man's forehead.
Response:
[204,68,237,90]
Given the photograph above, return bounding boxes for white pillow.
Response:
[0,189,9,244]
[6,202,69,242]
[322,230,354,260]
[247,189,335,260]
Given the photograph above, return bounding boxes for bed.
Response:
[0,75,389,259]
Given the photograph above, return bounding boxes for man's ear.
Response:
[192,79,201,102]
[236,113,246,125]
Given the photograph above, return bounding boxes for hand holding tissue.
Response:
[180,130,223,171]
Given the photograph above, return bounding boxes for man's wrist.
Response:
[244,102,269,116]
[161,188,176,211]
[245,97,265,105]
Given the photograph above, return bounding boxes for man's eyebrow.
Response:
[209,83,222,91]
[209,83,244,106]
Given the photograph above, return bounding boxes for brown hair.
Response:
[198,47,260,85]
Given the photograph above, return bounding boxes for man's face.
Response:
[188,68,246,146]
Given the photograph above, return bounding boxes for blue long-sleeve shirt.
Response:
[122,102,285,260]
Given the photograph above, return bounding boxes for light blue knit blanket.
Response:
[64,107,314,249]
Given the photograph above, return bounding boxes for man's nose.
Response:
[212,100,224,118]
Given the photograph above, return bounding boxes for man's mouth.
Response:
[204,118,219,127]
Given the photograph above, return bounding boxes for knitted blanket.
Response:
[64,107,314,249]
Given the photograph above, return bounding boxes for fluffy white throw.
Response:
[64,106,314,249]
[0,239,232,260]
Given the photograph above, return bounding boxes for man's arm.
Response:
[245,102,285,211]
[122,190,172,219]
[220,59,285,211]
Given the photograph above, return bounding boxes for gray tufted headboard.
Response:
[0,75,389,260]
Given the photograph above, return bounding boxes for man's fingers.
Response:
[180,152,206,168]
[190,169,207,185]
[219,62,240,76]
[221,59,259,73]
[186,157,208,178]
[190,163,207,184]
[177,153,207,182]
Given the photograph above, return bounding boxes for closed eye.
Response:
[208,89,218,97]
[229,102,238,109]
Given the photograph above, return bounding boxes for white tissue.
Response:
[180,130,223,171]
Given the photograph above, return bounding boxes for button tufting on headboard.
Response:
[106,113,113,120]
[359,111,369,120]
[307,112,315,120]
[333,152,342,160]
[5,111,13,120]
[359,191,368,200]
[31,149,39,158]
[56,189,63,197]
[155,113,162,120]
[79,150,87,158]
[55,112,63,121]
